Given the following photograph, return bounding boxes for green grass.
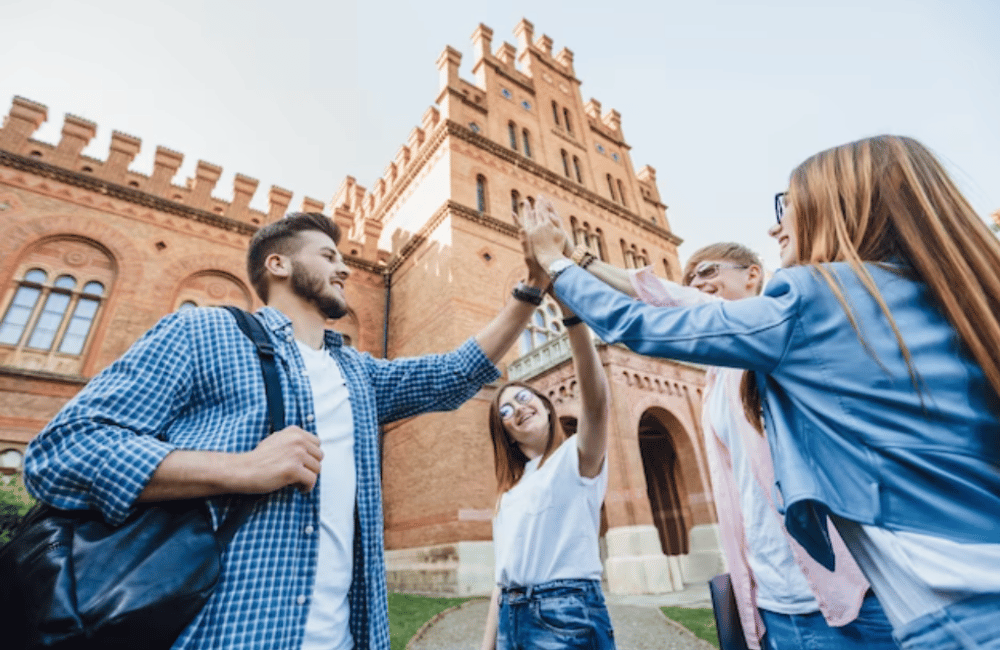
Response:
[0,483,35,546]
[661,607,720,648]
[388,593,473,650]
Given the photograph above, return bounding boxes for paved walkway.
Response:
[407,584,714,650]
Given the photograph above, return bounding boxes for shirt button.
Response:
[297,595,307,605]
[301,370,309,377]
[306,414,315,422]
[304,525,315,535]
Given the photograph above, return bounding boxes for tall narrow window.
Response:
[551,101,560,126]
[27,275,76,350]
[573,156,583,183]
[508,122,518,151]
[561,150,570,177]
[476,175,488,213]
[563,108,573,135]
[59,281,104,354]
[0,269,46,345]
[617,179,627,207]
[522,129,532,158]
[518,297,564,356]
[607,174,617,202]
[591,229,607,261]
[511,190,521,217]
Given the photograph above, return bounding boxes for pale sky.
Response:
[3,0,998,271]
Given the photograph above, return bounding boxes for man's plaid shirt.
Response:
[24,306,500,649]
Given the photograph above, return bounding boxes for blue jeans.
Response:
[498,579,616,650]
[760,593,897,649]
[892,593,1000,650]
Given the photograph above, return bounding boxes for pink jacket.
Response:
[631,269,870,649]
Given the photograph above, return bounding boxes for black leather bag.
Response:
[0,307,283,649]
[708,573,751,650]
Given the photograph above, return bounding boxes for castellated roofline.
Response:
[0,96,316,232]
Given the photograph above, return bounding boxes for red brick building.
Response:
[0,20,723,595]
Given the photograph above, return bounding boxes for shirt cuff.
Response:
[457,337,502,386]
[91,435,176,525]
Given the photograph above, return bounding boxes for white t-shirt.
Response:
[832,516,1000,630]
[707,370,819,615]
[493,437,608,587]
[296,340,356,650]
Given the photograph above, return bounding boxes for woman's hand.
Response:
[513,204,549,291]
[523,194,571,270]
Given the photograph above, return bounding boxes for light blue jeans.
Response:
[892,593,1000,650]
[498,579,616,650]
[760,592,897,649]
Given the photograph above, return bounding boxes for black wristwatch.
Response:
[511,281,544,306]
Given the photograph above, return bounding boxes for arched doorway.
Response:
[639,408,690,556]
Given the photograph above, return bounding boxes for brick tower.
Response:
[0,19,724,595]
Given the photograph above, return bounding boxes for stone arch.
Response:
[153,253,252,316]
[173,270,252,311]
[638,406,695,556]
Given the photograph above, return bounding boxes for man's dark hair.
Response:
[246,212,341,302]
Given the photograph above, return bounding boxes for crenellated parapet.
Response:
[0,96,328,234]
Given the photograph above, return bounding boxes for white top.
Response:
[493,437,608,587]
[832,516,1000,630]
[707,369,819,615]
[296,340,357,650]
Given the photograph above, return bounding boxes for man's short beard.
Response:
[290,260,348,320]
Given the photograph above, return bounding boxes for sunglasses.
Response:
[775,192,787,224]
[499,388,535,421]
[684,261,749,285]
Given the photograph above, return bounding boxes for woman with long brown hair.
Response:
[523,135,1000,650]
[480,202,615,650]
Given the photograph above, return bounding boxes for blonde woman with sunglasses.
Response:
[557,237,895,649]
[480,202,615,650]
[523,136,1000,650]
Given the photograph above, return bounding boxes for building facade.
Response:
[0,19,723,594]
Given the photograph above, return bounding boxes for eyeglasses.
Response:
[775,192,787,224]
[499,388,535,421]
[684,261,749,285]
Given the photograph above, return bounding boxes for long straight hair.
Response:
[488,381,566,496]
[742,135,1000,429]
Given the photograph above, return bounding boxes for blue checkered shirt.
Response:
[24,306,500,650]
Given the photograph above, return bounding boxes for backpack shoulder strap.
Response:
[220,306,285,432]
[216,306,287,545]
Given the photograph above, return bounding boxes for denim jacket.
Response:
[553,262,1000,569]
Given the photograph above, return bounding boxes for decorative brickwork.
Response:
[0,18,721,594]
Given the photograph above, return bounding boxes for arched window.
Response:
[519,296,565,356]
[522,129,532,158]
[476,175,488,213]
[573,156,583,183]
[0,263,108,358]
[607,174,617,202]
[563,108,573,135]
[617,179,627,207]
[551,101,560,126]
[561,150,570,177]
[621,240,637,269]
[591,228,606,261]
[511,190,521,217]
[508,122,518,152]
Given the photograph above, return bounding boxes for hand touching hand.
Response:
[533,195,573,257]
[523,194,571,271]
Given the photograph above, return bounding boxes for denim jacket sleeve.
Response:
[24,312,193,525]
[553,265,801,373]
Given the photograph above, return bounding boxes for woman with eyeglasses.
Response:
[523,135,1000,650]
[555,238,895,649]
[480,201,615,650]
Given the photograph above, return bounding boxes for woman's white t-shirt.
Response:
[493,437,608,587]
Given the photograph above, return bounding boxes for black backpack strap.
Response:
[216,306,288,545]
